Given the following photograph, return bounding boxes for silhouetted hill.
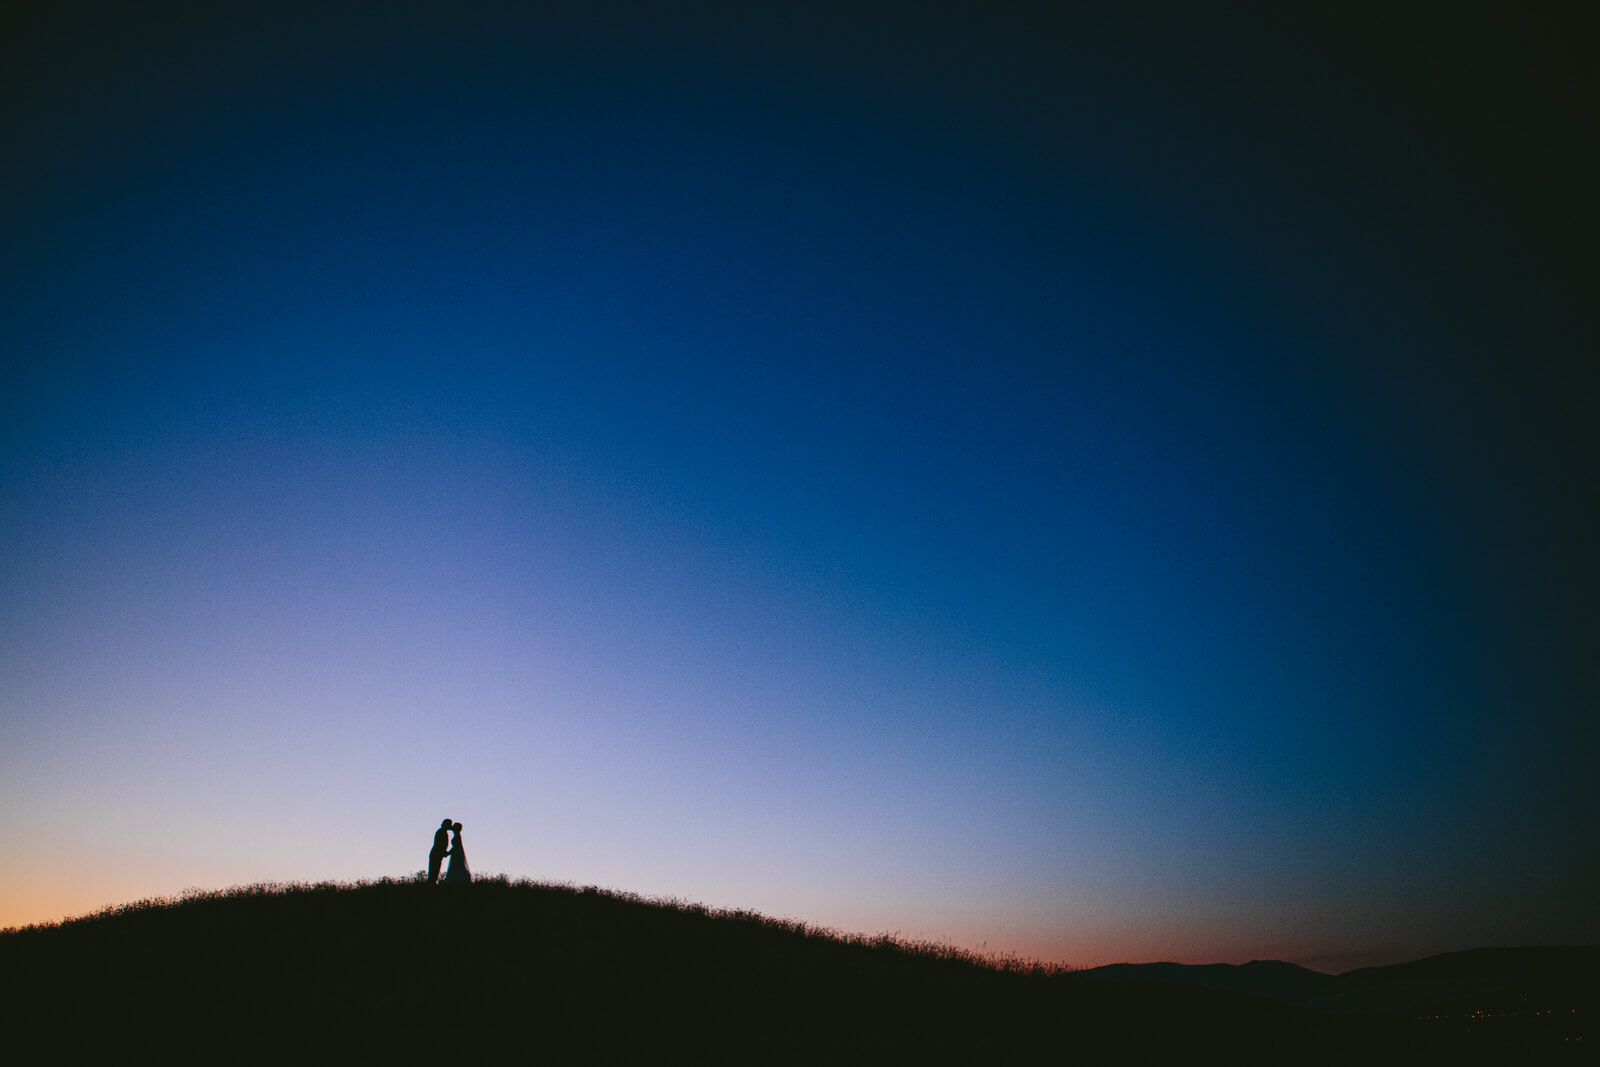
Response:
[1077,958,1335,1001]
[2,878,1590,1062]
[1303,946,1600,1019]
[1078,948,1600,1016]
[1075,947,1598,1059]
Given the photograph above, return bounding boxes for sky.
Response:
[2,2,1595,972]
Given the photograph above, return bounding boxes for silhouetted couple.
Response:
[427,818,470,885]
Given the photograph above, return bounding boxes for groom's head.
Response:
[441,818,453,828]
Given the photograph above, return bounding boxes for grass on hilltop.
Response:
[5,872,1072,976]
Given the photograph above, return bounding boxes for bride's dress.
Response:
[443,832,471,884]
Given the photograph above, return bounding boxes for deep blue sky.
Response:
[3,2,1595,969]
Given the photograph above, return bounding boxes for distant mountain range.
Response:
[1075,946,1600,1020]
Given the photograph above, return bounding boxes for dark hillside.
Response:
[0,878,1569,1062]
[1075,947,1598,1059]
[1078,959,1336,1001]
[1305,946,1600,1019]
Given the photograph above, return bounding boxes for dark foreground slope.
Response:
[0,878,1570,1063]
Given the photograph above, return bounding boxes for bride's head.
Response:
[453,822,463,833]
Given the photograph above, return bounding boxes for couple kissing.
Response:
[427,818,471,885]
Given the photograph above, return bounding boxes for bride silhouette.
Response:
[442,822,471,884]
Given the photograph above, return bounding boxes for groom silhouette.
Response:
[427,817,453,885]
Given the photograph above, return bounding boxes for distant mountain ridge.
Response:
[1076,946,1600,1020]
[1076,958,1335,1001]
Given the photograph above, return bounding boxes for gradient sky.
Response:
[3,3,1595,971]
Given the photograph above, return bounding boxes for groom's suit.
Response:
[428,824,451,884]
